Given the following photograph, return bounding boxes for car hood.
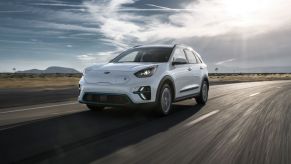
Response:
[83,62,164,84]
[87,62,160,72]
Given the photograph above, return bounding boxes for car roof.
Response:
[133,45,174,48]
[133,44,192,49]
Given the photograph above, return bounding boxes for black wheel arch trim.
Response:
[156,75,176,102]
[202,75,209,89]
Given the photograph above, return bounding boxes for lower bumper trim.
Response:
[82,93,131,105]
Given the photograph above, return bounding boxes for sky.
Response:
[0,0,291,72]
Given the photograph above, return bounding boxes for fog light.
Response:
[133,86,151,100]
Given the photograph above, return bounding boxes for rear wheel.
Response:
[195,80,208,105]
[155,84,173,116]
[86,104,104,111]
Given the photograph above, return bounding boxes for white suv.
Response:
[79,44,209,115]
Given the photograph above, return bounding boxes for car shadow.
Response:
[0,101,204,164]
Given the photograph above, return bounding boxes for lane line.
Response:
[0,102,78,114]
[185,110,219,126]
[249,92,260,97]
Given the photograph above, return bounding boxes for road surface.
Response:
[0,81,291,164]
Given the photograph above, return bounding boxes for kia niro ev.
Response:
[78,44,209,116]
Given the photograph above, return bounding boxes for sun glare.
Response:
[222,0,273,26]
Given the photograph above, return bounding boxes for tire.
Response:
[195,80,209,105]
[86,104,104,111]
[155,83,173,116]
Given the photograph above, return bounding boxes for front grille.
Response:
[83,93,130,105]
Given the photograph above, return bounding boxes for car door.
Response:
[170,47,192,98]
[183,49,202,94]
[193,50,207,85]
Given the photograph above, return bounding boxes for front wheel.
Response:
[86,104,104,111]
[155,84,173,116]
[195,80,208,105]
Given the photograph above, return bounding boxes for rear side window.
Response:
[194,52,203,63]
[184,49,198,64]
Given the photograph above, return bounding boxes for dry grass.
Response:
[209,73,291,83]
[0,73,290,89]
[0,73,81,89]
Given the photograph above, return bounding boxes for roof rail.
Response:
[174,43,187,47]
[133,45,142,48]
[173,44,183,48]
[174,44,191,49]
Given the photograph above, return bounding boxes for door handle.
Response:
[187,68,192,71]
[200,66,204,70]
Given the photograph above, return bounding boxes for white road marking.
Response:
[231,133,241,143]
[0,102,78,114]
[243,108,254,117]
[186,110,219,126]
[249,92,260,97]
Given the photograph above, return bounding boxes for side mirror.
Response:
[172,58,187,65]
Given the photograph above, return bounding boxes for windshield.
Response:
[111,47,173,63]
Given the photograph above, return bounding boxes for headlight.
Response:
[134,66,158,78]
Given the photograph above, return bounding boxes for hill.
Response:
[16,66,80,74]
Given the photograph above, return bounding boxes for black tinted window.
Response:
[184,49,198,64]
[111,47,173,63]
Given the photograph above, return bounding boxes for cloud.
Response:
[24,0,291,56]
[0,11,29,13]
[77,54,96,61]
[215,58,235,65]
[8,0,288,68]
[146,4,172,10]
[33,21,100,33]
[74,0,291,64]
[30,3,85,7]
[77,51,120,63]
[0,39,37,44]
[83,0,291,43]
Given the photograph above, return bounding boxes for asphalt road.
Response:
[0,80,291,164]
[0,87,78,109]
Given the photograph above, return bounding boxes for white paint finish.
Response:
[185,110,219,126]
[80,45,208,104]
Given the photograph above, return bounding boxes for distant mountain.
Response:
[16,66,80,74]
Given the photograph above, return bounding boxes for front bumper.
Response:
[78,76,159,106]
[79,92,156,108]
[80,92,132,106]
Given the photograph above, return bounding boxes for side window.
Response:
[173,48,188,62]
[194,52,203,63]
[184,49,198,64]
